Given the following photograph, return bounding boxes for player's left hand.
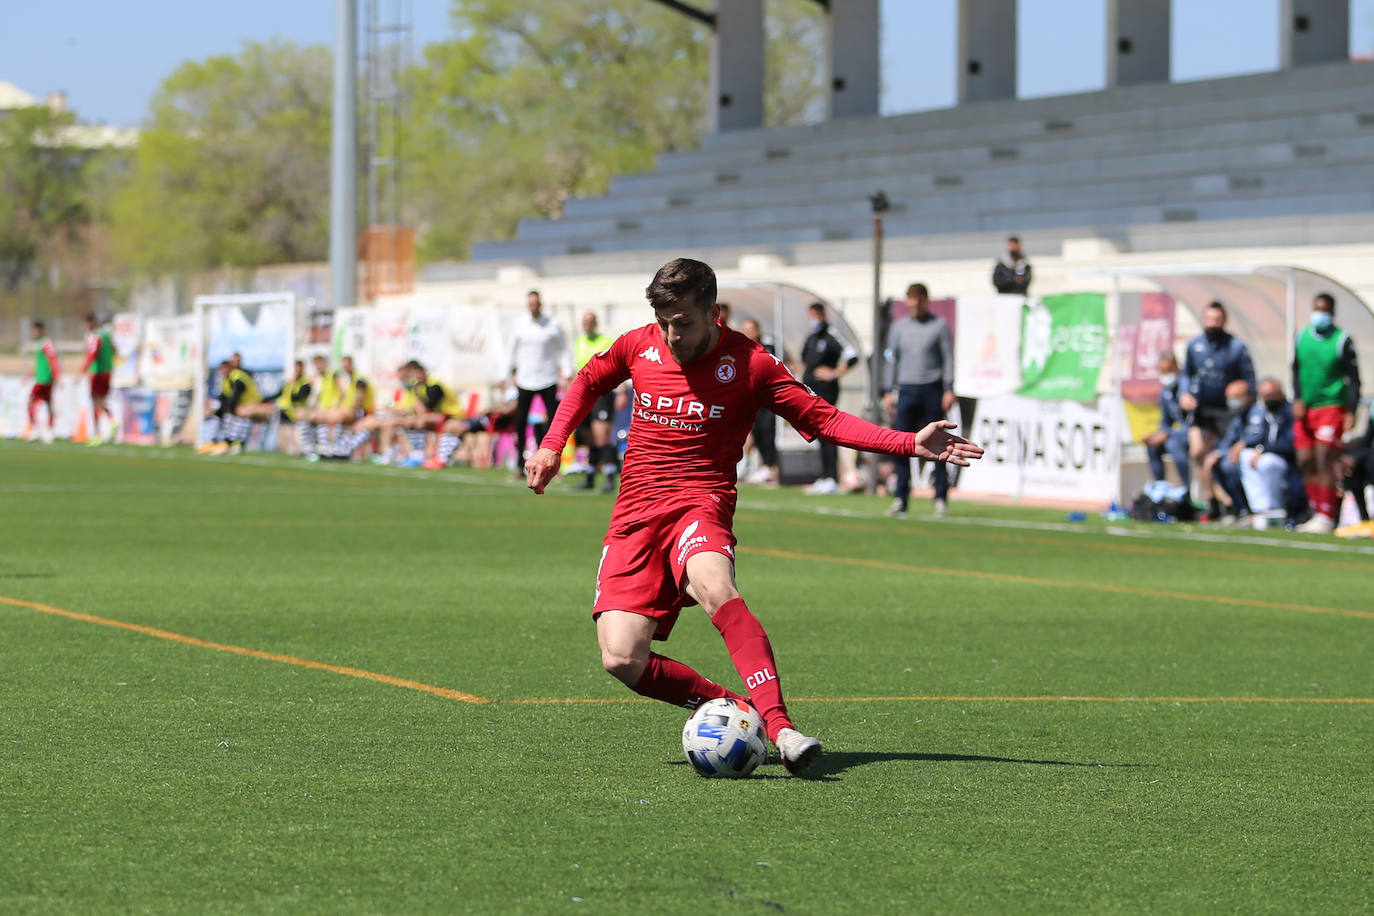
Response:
[525,447,561,495]
[1343,412,1356,434]
[912,420,984,466]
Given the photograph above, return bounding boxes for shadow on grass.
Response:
[669,750,1144,781]
[807,750,1147,779]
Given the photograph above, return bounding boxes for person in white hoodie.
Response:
[509,290,573,463]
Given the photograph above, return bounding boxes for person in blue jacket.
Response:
[1238,378,1306,528]
[1142,352,1190,488]
[1180,302,1256,518]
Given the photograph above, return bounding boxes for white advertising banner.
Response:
[331,307,374,379]
[954,295,1023,398]
[110,312,142,389]
[140,315,202,391]
[958,395,1124,502]
[0,375,29,437]
[447,305,504,389]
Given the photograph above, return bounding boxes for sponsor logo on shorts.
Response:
[675,520,710,566]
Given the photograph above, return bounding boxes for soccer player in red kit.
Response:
[525,259,984,774]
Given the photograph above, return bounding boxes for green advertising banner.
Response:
[1017,293,1108,401]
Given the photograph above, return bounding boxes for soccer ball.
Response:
[681,698,768,778]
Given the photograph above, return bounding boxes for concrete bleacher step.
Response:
[523,146,1374,242]
[692,60,1374,153]
[563,124,1374,221]
[470,61,1374,261]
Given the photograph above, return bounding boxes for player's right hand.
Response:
[525,447,561,495]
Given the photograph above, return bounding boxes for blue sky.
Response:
[2,1,1372,126]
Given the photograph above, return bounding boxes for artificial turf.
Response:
[1,441,1371,913]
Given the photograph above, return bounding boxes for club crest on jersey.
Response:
[638,346,663,364]
[715,354,737,383]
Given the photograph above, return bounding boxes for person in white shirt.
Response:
[509,290,573,462]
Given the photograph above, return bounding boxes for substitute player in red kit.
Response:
[525,259,984,774]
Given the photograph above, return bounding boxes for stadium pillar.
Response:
[1105,0,1171,86]
[709,0,765,132]
[826,0,881,119]
[957,0,1017,103]
[330,0,358,309]
[1279,0,1350,67]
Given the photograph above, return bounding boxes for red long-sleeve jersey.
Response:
[540,323,916,522]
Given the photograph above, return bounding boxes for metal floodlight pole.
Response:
[867,190,889,494]
[331,0,358,311]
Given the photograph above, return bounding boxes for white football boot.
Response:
[775,728,823,775]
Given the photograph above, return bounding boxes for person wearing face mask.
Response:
[1238,378,1302,530]
[1291,293,1361,534]
[1200,378,1256,523]
[882,283,956,517]
[1141,352,1190,488]
[801,302,860,494]
[1180,301,1256,516]
[992,236,1032,295]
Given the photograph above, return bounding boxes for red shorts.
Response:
[592,497,738,641]
[1293,405,1346,450]
[30,383,52,404]
[90,372,111,399]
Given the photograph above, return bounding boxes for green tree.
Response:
[109,41,333,274]
[410,0,824,261]
[0,105,91,292]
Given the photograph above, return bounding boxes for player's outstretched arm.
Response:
[525,448,560,495]
[912,420,984,466]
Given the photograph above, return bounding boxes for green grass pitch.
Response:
[1,441,1371,913]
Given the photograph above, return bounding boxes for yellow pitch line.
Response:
[503,695,1374,705]
[739,546,1374,621]
[0,595,491,704]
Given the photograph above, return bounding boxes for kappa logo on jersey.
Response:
[715,354,736,383]
[638,346,663,364]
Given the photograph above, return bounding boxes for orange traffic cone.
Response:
[71,409,91,444]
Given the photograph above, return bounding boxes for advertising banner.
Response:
[331,307,374,379]
[1017,293,1108,402]
[110,312,142,389]
[953,295,1023,398]
[206,300,293,373]
[1118,292,1176,405]
[958,394,1124,502]
[140,315,201,391]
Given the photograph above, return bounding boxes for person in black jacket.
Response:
[1342,416,1374,522]
[992,236,1032,295]
[801,302,859,493]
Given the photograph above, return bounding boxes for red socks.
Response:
[711,597,793,743]
[629,653,742,710]
[1306,483,1339,520]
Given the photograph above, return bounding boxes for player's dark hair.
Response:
[85,312,98,324]
[646,258,717,313]
[906,283,928,299]
[32,319,45,332]
[1315,292,1336,311]
[403,359,424,372]
[1206,300,1227,318]
[808,302,825,315]
[1007,235,1020,243]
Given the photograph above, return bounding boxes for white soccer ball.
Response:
[681,697,768,778]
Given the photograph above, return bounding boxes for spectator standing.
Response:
[801,302,859,494]
[1141,352,1190,488]
[1180,301,1256,519]
[574,312,619,491]
[992,236,1032,295]
[1239,378,1300,529]
[1291,292,1361,533]
[27,320,59,444]
[509,291,572,465]
[740,318,779,485]
[883,283,956,517]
